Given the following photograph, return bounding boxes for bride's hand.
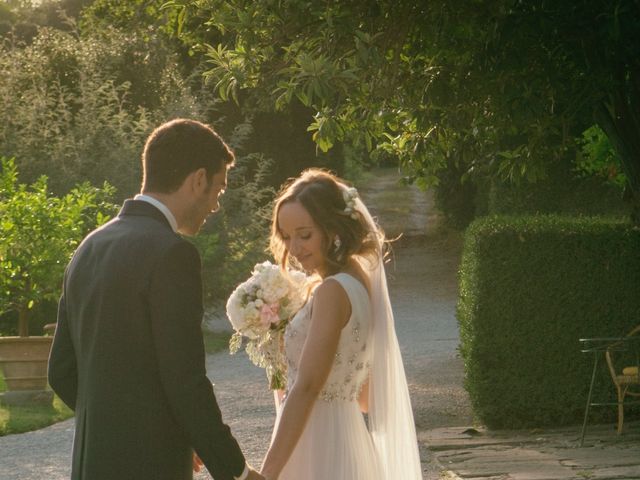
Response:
[247,468,268,479]
[260,459,276,480]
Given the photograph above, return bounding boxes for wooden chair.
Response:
[605,325,640,434]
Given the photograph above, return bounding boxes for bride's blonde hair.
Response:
[270,168,384,274]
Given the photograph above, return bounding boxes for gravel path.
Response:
[0,169,472,479]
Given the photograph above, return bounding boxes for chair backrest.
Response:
[605,324,640,386]
[605,349,620,386]
[627,325,640,338]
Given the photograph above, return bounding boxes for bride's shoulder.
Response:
[309,278,352,327]
[339,262,371,298]
[315,276,350,302]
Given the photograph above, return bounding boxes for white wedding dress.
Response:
[272,273,384,479]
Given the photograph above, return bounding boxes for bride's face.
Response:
[277,201,328,275]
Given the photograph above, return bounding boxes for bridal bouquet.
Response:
[226,261,308,389]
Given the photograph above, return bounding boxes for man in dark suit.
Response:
[49,119,264,480]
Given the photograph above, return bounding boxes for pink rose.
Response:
[260,303,280,328]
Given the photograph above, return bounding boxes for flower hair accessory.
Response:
[342,187,359,219]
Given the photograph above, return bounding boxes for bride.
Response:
[260,169,422,479]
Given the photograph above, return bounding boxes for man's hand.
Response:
[192,453,203,473]
[246,468,266,480]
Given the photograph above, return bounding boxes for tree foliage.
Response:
[577,125,626,188]
[0,26,201,198]
[0,157,117,336]
[0,1,284,308]
[171,0,640,221]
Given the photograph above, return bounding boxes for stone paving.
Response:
[423,422,640,479]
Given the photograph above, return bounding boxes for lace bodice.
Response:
[284,273,372,402]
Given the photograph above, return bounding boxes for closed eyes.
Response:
[281,233,311,241]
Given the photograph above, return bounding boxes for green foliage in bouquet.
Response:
[0,157,117,337]
[457,215,640,428]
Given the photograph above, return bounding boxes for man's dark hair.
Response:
[142,118,234,193]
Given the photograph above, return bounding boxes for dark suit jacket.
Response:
[48,200,246,480]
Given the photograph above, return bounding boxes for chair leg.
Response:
[580,354,599,447]
[617,386,628,435]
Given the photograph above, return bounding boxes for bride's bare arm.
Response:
[261,279,350,479]
[273,389,285,409]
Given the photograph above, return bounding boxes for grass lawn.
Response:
[0,370,74,437]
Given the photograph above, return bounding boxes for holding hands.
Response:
[193,454,265,480]
[247,469,267,480]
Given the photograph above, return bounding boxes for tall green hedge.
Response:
[457,215,640,429]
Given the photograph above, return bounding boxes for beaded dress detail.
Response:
[270,273,383,479]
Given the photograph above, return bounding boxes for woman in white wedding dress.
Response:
[260,169,422,480]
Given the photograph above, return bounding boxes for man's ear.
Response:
[192,167,209,193]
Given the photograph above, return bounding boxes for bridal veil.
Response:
[348,191,423,479]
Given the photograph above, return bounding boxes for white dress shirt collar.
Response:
[134,194,178,233]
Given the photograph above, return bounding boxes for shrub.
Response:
[435,147,630,229]
[433,158,477,229]
[576,125,626,189]
[0,157,117,337]
[485,158,629,218]
[190,120,275,303]
[457,215,640,428]
[0,27,198,199]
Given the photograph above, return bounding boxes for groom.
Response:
[48,119,263,480]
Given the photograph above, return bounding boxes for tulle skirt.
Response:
[272,399,383,480]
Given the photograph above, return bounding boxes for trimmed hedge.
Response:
[457,215,640,429]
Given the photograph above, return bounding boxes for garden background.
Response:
[1,0,638,435]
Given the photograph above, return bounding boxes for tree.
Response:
[483,0,640,220]
[0,26,199,198]
[170,0,640,222]
[0,157,117,337]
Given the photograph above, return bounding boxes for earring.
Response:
[333,236,342,251]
